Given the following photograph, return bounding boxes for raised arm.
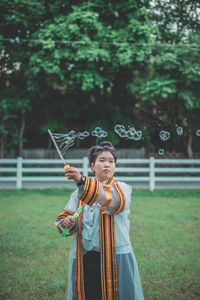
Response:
[78,177,126,215]
[64,166,128,215]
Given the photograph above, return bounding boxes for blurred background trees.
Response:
[0,0,200,157]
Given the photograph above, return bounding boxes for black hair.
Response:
[88,141,117,166]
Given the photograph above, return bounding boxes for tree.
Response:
[129,0,200,157]
[0,78,31,157]
[1,0,199,157]
[27,1,152,143]
[0,0,42,156]
[1,0,153,153]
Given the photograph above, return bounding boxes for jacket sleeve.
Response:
[55,190,79,237]
[78,177,129,215]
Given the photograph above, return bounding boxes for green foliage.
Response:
[140,77,177,100]
[40,120,66,134]
[0,0,200,156]
[0,0,153,154]
[0,95,31,153]
[127,1,200,154]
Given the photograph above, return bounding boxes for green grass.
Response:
[0,188,200,300]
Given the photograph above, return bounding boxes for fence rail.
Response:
[0,157,200,191]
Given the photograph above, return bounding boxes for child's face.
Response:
[91,151,116,182]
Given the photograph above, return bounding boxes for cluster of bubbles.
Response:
[159,130,171,141]
[92,127,107,138]
[157,126,200,155]
[76,131,90,140]
[52,125,200,155]
[158,127,181,155]
[176,126,183,136]
[159,126,200,141]
[52,127,107,153]
[114,124,142,140]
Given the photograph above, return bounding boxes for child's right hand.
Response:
[63,216,75,229]
[64,166,82,184]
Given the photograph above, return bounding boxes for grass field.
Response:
[0,188,200,300]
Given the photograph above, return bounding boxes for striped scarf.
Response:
[75,177,125,300]
[56,177,125,300]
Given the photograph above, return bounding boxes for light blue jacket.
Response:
[64,181,133,254]
[58,181,144,300]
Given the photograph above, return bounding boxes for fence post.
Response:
[16,157,22,189]
[83,157,89,176]
[149,156,155,191]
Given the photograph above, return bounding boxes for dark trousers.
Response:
[83,251,102,300]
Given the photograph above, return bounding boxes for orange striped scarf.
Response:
[56,177,126,300]
[75,177,125,300]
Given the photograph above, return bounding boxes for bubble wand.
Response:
[48,129,71,174]
[48,129,84,238]
[60,206,83,238]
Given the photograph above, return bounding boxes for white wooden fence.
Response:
[0,157,200,191]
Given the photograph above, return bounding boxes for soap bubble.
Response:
[127,128,142,140]
[92,127,107,138]
[159,130,171,141]
[196,129,200,136]
[76,131,90,140]
[176,127,183,136]
[158,149,165,155]
[129,128,142,140]
[114,125,126,137]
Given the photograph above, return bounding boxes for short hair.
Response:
[88,141,117,165]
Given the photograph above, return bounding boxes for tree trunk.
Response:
[185,132,193,158]
[19,114,25,157]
